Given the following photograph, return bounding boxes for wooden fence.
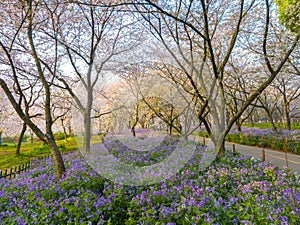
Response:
[0,149,76,180]
[0,162,30,179]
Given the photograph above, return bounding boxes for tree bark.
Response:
[131,126,136,137]
[284,102,291,130]
[47,136,66,179]
[27,0,66,179]
[61,118,68,142]
[16,123,27,155]
[168,124,172,136]
[236,121,242,132]
[131,118,138,137]
[265,108,278,134]
[84,112,92,151]
[68,122,73,137]
[216,139,226,157]
[250,116,255,127]
[83,79,93,152]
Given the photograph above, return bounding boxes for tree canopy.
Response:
[275,0,300,32]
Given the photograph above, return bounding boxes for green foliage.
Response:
[243,122,300,130]
[225,133,300,154]
[54,132,68,141]
[275,0,300,32]
[2,137,17,143]
[22,134,30,142]
[196,127,300,154]
[31,145,51,155]
[0,137,78,170]
[57,144,67,152]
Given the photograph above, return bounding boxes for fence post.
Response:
[0,148,78,180]
[9,168,13,179]
[14,167,17,178]
[262,149,265,162]
[232,144,236,153]
[203,137,206,145]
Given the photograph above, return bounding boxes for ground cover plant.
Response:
[102,135,179,166]
[226,128,300,154]
[197,127,300,154]
[0,134,104,171]
[0,138,77,171]
[243,122,300,130]
[0,136,299,225]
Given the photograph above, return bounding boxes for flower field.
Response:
[0,137,299,225]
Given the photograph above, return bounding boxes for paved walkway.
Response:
[191,136,300,173]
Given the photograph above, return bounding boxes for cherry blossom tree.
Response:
[0,0,66,178]
[272,73,300,130]
[127,0,300,156]
[44,0,143,151]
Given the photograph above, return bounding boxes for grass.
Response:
[0,138,76,171]
[243,122,300,130]
[0,135,103,171]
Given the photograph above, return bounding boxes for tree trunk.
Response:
[234,118,242,132]
[30,133,34,143]
[284,102,291,130]
[131,126,136,137]
[47,137,66,180]
[250,115,254,127]
[84,112,92,151]
[83,85,93,151]
[270,119,279,134]
[131,116,139,137]
[61,118,68,142]
[68,123,73,137]
[168,124,172,136]
[264,108,278,134]
[236,121,242,132]
[16,123,27,155]
[285,108,291,130]
[286,117,291,130]
[26,4,66,180]
[216,139,226,157]
[281,115,286,129]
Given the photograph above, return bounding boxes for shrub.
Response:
[196,127,300,154]
[54,132,68,141]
